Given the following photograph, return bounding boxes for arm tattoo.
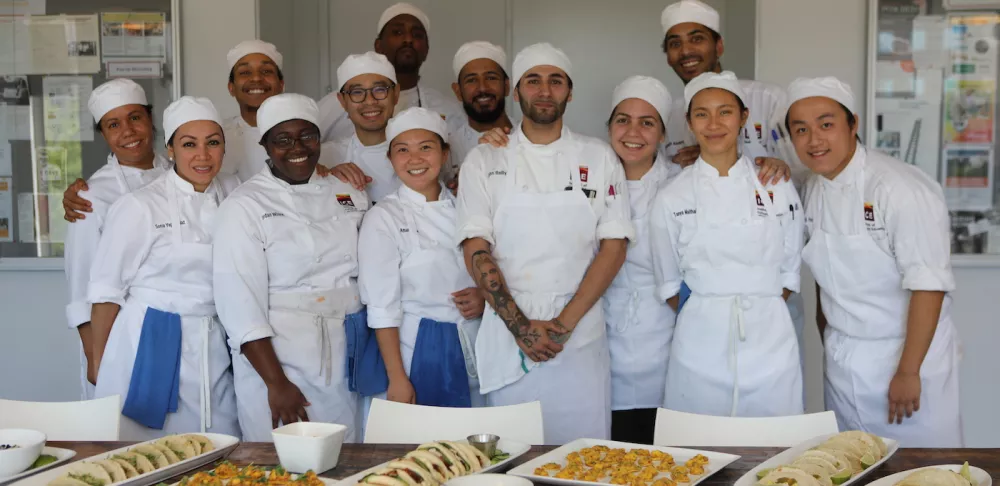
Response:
[549,317,571,345]
[471,250,532,341]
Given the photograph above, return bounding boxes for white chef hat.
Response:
[386,106,449,144]
[612,76,672,126]
[786,76,857,115]
[684,70,746,110]
[511,42,572,85]
[337,51,398,91]
[88,79,148,123]
[226,40,283,73]
[377,2,430,36]
[256,93,319,139]
[661,0,721,35]
[453,41,507,79]
[163,96,222,145]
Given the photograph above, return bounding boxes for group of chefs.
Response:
[59,0,963,448]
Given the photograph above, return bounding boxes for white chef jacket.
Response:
[65,153,170,328]
[326,135,399,203]
[358,183,476,357]
[212,167,370,350]
[803,146,955,294]
[221,115,269,183]
[652,157,803,300]
[318,82,465,142]
[455,125,635,245]
[87,170,240,308]
[445,120,482,185]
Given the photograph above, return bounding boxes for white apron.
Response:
[802,169,963,447]
[232,287,362,443]
[477,145,611,444]
[95,179,239,440]
[395,202,484,403]
[663,157,803,417]
[231,184,363,443]
[77,154,170,401]
[605,163,677,411]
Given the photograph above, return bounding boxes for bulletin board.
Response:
[0,0,180,259]
[868,0,1000,255]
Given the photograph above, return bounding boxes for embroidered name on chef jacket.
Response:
[487,169,507,178]
[261,212,285,220]
[754,190,774,217]
[673,208,697,217]
[154,220,186,229]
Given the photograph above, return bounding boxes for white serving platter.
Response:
[506,438,741,486]
[335,438,531,485]
[168,470,339,486]
[0,447,77,485]
[12,433,239,486]
[863,464,991,486]
[733,432,899,486]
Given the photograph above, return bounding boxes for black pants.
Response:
[611,408,657,445]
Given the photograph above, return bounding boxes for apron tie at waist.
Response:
[199,316,213,433]
[729,295,751,416]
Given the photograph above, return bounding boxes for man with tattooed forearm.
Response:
[454,43,634,445]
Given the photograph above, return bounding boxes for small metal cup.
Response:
[466,434,500,458]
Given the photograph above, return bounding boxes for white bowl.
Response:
[446,474,534,486]
[0,429,46,478]
[271,422,347,474]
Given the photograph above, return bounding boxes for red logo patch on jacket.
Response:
[754,190,774,206]
[864,202,875,221]
[337,194,355,208]
[579,166,589,183]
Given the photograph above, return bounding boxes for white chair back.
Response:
[364,399,544,445]
[653,408,839,447]
[0,395,121,441]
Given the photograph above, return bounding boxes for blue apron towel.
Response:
[345,308,388,396]
[121,307,182,429]
[409,318,471,408]
[677,282,692,311]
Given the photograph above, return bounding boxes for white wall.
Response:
[757,0,1000,448]
[182,0,258,120]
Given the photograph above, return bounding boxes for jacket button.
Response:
[741,218,748,225]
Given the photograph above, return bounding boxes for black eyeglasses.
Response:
[341,83,396,103]
[270,132,320,150]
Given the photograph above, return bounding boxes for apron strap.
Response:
[729,295,750,416]
[199,316,213,432]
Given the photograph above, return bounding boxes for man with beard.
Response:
[221,40,286,182]
[660,0,809,394]
[456,43,632,444]
[317,3,463,142]
[326,51,402,202]
[445,41,514,189]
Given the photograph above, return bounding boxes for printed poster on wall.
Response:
[100,12,166,63]
[42,75,93,142]
[949,14,999,77]
[942,145,995,211]
[943,78,995,144]
[0,14,100,75]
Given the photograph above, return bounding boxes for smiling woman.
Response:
[213,93,374,442]
[648,71,806,419]
[86,96,241,440]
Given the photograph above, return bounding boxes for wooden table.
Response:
[49,442,1000,485]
